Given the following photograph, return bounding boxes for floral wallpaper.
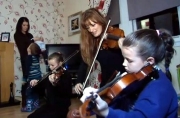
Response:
[89,0,111,16]
[0,0,111,97]
[0,0,65,96]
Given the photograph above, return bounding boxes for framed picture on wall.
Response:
[68,11,82,36]
[0,32,10,42]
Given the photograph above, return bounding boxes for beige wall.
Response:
[0,0,66,96]
[62,0,90,44]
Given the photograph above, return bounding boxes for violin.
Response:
[102,26,125,49]
[68,64,156,118]
[51,66,66,85]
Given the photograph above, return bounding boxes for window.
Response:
[136,7,180,36]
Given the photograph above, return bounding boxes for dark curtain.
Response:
[127,0,180,20]
[106,0,120,26]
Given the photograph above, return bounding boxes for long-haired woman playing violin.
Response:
[28,52,72,118]
[80,29,178,118]
[74,8,125,94]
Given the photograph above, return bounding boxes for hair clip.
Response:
[57,52,62,54]
[156,30,160,36]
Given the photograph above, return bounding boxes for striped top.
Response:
[23,55,42,82]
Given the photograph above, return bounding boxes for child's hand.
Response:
[30,79,38,86]
[49,74,58,85]
[80,87,109,117]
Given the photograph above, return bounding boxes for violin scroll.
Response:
[51,66,66,85]
[102,26,125,49]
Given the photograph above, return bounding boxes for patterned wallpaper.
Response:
[0,0,65,96]
[89,0,111,16]
[0,0,111,96]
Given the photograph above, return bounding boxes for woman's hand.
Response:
[34,36,44,41]
[49,73,58,85]
[118,37,125,49]
[80,87,109,117]
[30,79,38,86]
[74,83,83,94]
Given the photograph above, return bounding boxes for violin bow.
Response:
[51,50,80,73]
[82,19,111,90]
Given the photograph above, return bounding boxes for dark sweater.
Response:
[14,32,34,78]
[107,70,178,118]
[29,70,72,118]
[14,32,34,57]
[45,70,72,108]
[76,49,125,87]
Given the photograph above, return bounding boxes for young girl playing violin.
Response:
[75,8,125,94]
[80,29,178,118]
[28,52,72,118]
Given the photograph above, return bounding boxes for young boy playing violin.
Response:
[79,29,178,118]
[28,52,72,118]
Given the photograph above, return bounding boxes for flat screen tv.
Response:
[46,44,82,71]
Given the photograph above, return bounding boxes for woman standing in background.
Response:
[14,17,34,81]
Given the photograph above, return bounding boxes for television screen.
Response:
[46,44,82,71]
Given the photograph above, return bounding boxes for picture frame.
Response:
[0,32,10,42]
[68,11,82,36]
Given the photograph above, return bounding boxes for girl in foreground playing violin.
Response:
[28,52,72,118]
[80,29,178,117]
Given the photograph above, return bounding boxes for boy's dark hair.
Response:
[29,43,41,56]
[15,17,30,34]
[48,52,64,63]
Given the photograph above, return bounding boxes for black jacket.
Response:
[36,70,72,108]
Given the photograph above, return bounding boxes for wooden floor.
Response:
[0,97,96,118]
[1,97,180,118]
